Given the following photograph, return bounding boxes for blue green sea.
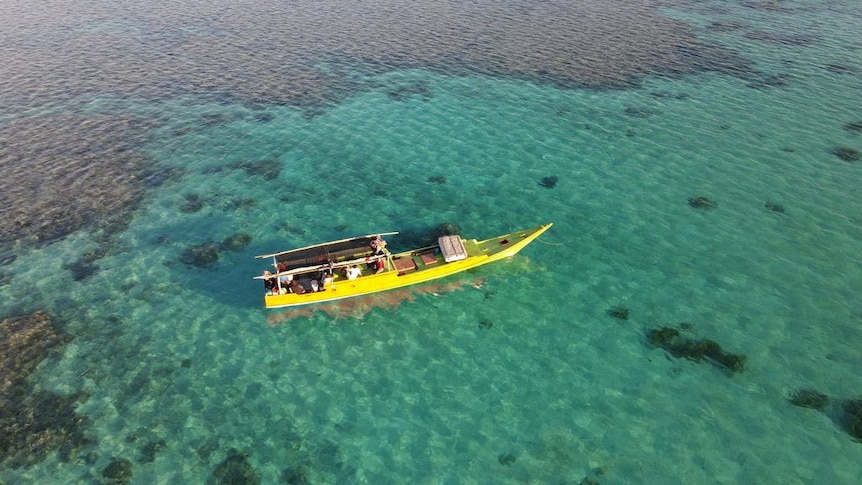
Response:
[1,0,861,483]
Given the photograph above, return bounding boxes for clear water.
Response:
[1,0,861,483]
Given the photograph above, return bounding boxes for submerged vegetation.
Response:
[539,175,559,188]
[788,388,862,443]
[688,196,717,209]
[608,306,629,320]
[647,325,746,374]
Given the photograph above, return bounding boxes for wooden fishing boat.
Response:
[254,223,552,309]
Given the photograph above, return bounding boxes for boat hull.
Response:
[262,223,552,309]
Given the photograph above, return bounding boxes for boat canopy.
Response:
[255,231,398,272]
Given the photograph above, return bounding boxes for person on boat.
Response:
[263,271,276,294]
[345,265,361,280]
[370,235,387,252]
[370,235,387,273]
[289,279,305,294]
[321,271,335,288]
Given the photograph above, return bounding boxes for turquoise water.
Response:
[2,0,862,483]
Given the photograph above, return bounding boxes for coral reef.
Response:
[688,197,717,209]
[0,312,91,468]
[428,175,447,184]
[646,326,746,374]
[228,159,283,179]
[831,147,860,162]
[788,389,829,410]
[387,80,432,101]
[221,233,253,251]
[180,193,206,213]
[208,449,261,485]
[0,114,154,249]
[140,439,167,464]
[765,202,786,214]
[539,175,559,188]
[478,319,494,330]
[842,399,862,442]
[102,458,133,484]
[608,306,629,320]
[498,452,517,465]
[180,243,222,267]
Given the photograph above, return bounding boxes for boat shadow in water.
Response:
[265,276,486,325]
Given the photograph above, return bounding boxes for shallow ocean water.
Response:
[1,0,862,484]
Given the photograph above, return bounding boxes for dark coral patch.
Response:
[180,193,205,213]
[430,222,461,239]
[688,196,717,209]
[841,399,862,442]
[428,175,447,184]
[229,159,283,179]
[221,233,252,251]
[539,175,559,188]
[746,73,790,89]
[844,122,862,134]
[831,147,860,162]
[388,80,432,101]
[140,440,166,464]
[788,389,829,410]
[765,202,785,214]
[208,449,261,485]
[478,319,494,330]
[608,306,629,320]
[647,326,746,374]
[179,243,222,267]
[102,458,133,484]
[498,452,517,465]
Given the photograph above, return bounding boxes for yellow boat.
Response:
[254,223,552,309]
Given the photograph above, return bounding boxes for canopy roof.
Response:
[256,231,397,272]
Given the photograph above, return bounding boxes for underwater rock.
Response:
[788,389,829,410]
[228,198,257,211]
[208,449,261,485]
[744,31,816,46]
[253,112,275,123]
[478,319,494,330]
[841,399,862,442]
[1,312,93,468]
[608,306,629,320]
[229,159,283,179]
[707,22,745,33]
[221,233,252,251]
[646,326,746,374]
[746,73,790,89]
[539,175,559,188]
[180,243,222,267]
[140,439,167,464]
[844,121,862,134]
[66,259,99,281]
[103,458,133,484]
[498,452,517,466]
[428,175,447,184]
[688,196,717,209]
[825,64,853,74]
[624,106,658,118]
[831,147,860,162]
[430,222,462,239]
[180,193,205,213]
[283,465,310,485]
[765,202,785,214]
[181,358,192,368]
[388,80,432,101]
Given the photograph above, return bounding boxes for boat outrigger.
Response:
[254,223,553,309]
